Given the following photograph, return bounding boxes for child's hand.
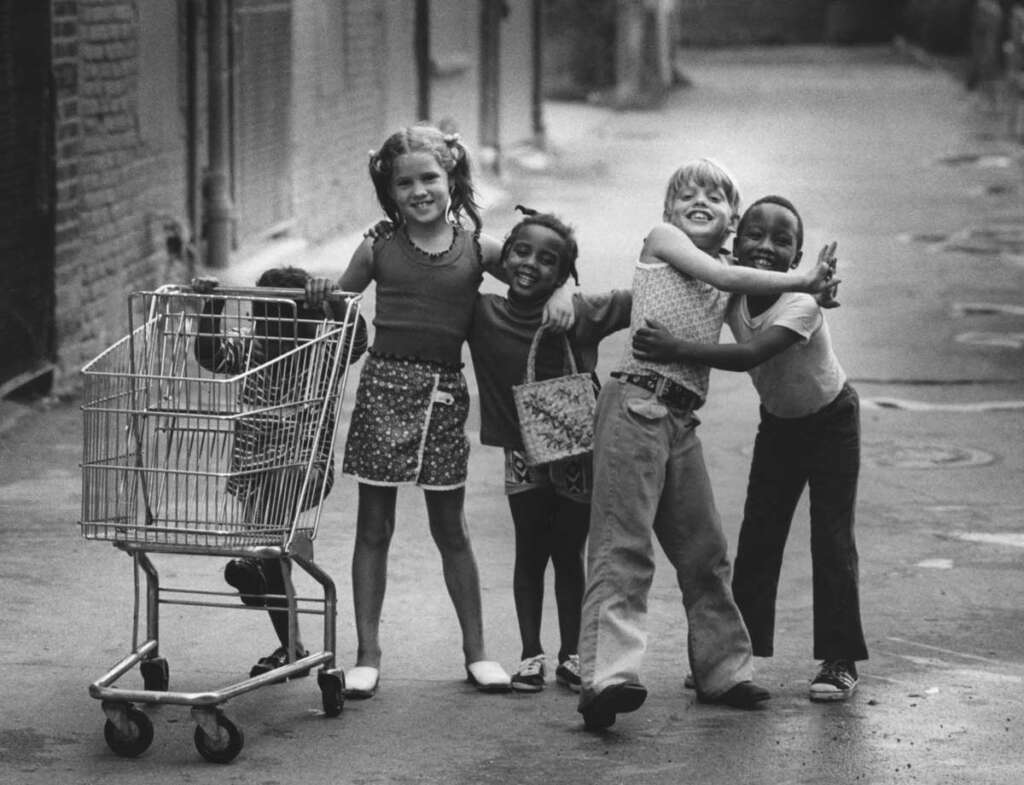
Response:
[191,276,219,294]
[813,243,841,308]
[192,276,225,316]
[541,283,576,333]
[363,219,395,241]
[816,282,841,309]
[321,292,356,322]
[801,241,841,295]
[632,318,680,362]
[305,277,334,307]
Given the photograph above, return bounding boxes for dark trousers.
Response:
[732,384,868,662]
[508,489,589,664]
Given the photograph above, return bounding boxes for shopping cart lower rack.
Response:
[79,284,363,763]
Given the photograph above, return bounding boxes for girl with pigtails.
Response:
[306,124,574,697]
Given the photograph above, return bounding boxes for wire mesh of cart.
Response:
[79,283,364,763]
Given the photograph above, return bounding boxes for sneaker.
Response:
[224,558,267,607]
[511,654,546,692]
[555,655,582,693]
[809,660,858,702]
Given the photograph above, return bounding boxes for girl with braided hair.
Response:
[306,125,574,697]
[468,206,632,693]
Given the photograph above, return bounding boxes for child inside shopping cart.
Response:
[192,267,367,678]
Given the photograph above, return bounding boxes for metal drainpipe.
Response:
[531,0,545,147]
[479,0,502,173]
[204,0,233,269]
[415,0,431,122]
[185,0,201,278]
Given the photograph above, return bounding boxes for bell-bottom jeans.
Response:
[578,378,754,705]
[731,383,868,662]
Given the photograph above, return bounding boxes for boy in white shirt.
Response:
[634,194,865,703]
[577,165,839,731]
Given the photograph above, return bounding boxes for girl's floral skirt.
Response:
[343,353,470,490]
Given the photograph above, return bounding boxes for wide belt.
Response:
[611,372,700,410]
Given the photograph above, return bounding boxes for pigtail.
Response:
[368,146,403,226]
[367,125,484,231]
[443,133,483,232]
[502,205,581,286]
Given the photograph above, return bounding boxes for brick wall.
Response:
[290,0,493,243]
[43,0,531,389]
[52,0,85,382]
[52,0,188,387]
[291,0,408,242]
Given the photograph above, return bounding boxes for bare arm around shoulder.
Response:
[632,317,802,371]
[479,232,507,283]
[305,237,375,306]
[643,224,838,296]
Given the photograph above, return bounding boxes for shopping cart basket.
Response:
[80,284,363,763]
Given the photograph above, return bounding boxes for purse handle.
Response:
[525,326,578,383]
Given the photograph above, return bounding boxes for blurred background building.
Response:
[1,0,1018,394]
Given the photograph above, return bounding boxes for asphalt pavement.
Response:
[1,44,1023,785]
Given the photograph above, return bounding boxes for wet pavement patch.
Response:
[943,225,1024,256]
[862,440,995,468]
[898,224,1024,258]
[935,152,1017,168]
[976,182,1018,196]
[0,727,77,766]
[948,301,1024,350]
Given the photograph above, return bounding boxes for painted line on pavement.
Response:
[860,671,918,688]
[886,637,1005,665]
[951,531,1024,549]
[852,377,1024,385]
[955,331,1024,349]
[952,302,1024,317]
[862,397,1024,412]
[916,558,954,569]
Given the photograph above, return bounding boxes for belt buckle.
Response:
[654,375,670,401]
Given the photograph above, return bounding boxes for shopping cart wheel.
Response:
[318,669,345,717]
[103,706,154,758]
[141,657,169,691]
[193,710,244,764]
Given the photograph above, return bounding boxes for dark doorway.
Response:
[0,1,56,395]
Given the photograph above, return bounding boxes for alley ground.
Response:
[1,45,1022,785]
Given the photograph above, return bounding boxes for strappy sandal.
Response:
[249,645,311,680]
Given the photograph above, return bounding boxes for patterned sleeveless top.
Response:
[616,255,731,406]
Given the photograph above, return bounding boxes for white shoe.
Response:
[344,665,379,699]
[465,660,511,693]
[511,654,547,692]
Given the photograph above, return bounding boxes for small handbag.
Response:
[512,327,597,467]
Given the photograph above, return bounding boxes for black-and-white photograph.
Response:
[1,1,1022,782]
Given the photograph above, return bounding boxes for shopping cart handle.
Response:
[156,284,359,304]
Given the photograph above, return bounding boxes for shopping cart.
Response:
[79,284,363,763]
